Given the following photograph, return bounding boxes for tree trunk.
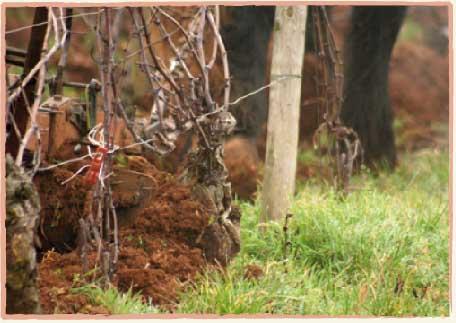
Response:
[261,6,307,223]
[340,7,406,170]
[219,7,317,140]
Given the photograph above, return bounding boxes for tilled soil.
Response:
[37,156,210,314]
[34,166,93,254]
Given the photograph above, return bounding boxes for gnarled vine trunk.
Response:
[6,155,41,314]
[185,112,241,266]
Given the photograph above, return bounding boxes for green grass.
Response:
[70,283,160,314]
[399,18,424,43]
[175,147,449,316]
[70,147,449,316]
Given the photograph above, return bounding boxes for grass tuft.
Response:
[68,147,449,316]
[70,283,160,314]
[175,148,449,316]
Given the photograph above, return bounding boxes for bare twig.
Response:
[54,8,73,95]
[207,9,230,109]
[311,7,362,193]
[5,8,107,35]
[206,6,219,70]
[195,8,214,110]
[283,213,293,260]
[138,8,183,101]
[8,5,241,277]
[7,9,68,106]
[150,8,194,79]
[14,11,52,167]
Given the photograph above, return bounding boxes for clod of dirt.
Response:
[244,264,264,281]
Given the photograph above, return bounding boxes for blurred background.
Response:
[5,6,449,200]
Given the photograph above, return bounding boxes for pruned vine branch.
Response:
[311,6,362,193]
[6,5,241,280]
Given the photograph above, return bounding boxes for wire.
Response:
[5,8,121,35]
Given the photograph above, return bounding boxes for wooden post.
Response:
[261,6,307,223]
[44,95,77,159]
[6,7,49,158]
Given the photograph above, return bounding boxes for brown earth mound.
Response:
[37,156,211,314]
[34,167,93,254]
[38,251,110,314]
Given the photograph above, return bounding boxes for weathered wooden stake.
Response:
[6,7,48,158]
[261,6,307,223]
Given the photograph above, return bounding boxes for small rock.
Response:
[244,264,264,281]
